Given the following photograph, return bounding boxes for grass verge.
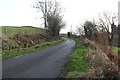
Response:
[63,38,91,78]
[2,39,64,59]
[112,46,120,55]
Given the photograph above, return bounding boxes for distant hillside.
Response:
[1,26,45,36]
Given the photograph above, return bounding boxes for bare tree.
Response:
[81,20,97,39]
[33,0,65,37]
[76,26,84,36]
[98,11,117,45]
[47,13,65,37]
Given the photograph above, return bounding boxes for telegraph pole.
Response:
[44,0,47,30]
[70,25,72,33]
[38,0,48,30]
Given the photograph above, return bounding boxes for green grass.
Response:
[60,33,67,37]
[2,39,64,59]
[1,26,45,36]
[64,38,91,78]
[112,46,120,55]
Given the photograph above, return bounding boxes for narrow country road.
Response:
[2,38,76,78]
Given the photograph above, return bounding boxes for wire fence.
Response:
[2,27,45,37]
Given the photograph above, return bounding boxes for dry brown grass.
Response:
[92,31,110,46]
[82,68,96,78]
[2,33,49,50]
[82,38,120,78]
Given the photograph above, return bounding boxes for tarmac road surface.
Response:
[2,38,76,78]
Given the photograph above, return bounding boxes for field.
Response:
[112,46,120,55]
[1,26,45,36]
[60,33,67,37]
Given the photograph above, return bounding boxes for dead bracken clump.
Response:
[2,33,49,50]
[82,68,96,78]
[13,33,47,43]
[2,33,61,50]
[82,38,120,79]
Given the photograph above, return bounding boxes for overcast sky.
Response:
[0,0,119,33]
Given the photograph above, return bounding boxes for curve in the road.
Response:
[2,38,76,78]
